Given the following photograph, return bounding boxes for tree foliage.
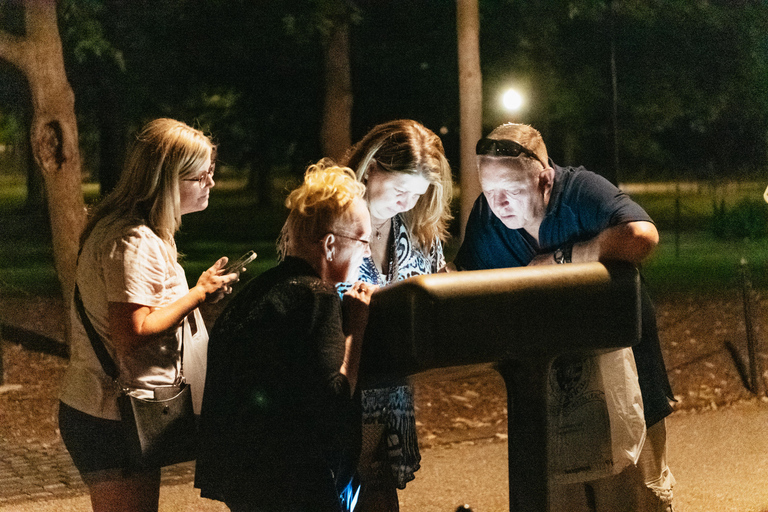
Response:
[478,0,768,179]
[616,0,768,178]
[2,0,767,189]
[56,0,333,199]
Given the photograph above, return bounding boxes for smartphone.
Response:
[222,250,257,274]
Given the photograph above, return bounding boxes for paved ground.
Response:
[2,400,768,512]
[0,428,198,507]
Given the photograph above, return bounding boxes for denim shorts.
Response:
[58,401,141,482]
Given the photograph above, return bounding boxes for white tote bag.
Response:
[547,347,646,484]
[181,308,209,415]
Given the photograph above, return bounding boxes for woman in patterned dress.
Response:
[341,119,454,511]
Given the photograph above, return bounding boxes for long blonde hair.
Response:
[278,159,366,260]
[81,118,215,250]
[342,119,453,252]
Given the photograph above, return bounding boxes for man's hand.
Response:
[528,253,557,266]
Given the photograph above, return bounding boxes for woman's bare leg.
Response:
[87,469,161,512]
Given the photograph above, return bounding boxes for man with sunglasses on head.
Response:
[455,123,675,512]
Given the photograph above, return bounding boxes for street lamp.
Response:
[501,88,524,113]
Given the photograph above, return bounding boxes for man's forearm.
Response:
[529,221,659,266]
[573,221,658,264]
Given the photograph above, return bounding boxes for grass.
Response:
[624,181,768,295]
[624,181,767,232]
[0,175,288,296]
[174,181,288,282]
[1,175,768,298]
[642,231,768,295]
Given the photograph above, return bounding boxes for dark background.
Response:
[1,0,767,197]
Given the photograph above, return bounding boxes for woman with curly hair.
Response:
[196,160,376,512]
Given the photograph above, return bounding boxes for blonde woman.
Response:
[196,160,376,512]
[341,119,454,511]
[58,118,237,512]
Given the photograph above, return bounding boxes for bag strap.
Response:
[74,284,188,383]
[74,284,119,380]
[74,246,188,386]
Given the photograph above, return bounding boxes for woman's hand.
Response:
[342,281,377,336]
[340,281,377,393]
[110,258,240,355]
[193,257,240,304]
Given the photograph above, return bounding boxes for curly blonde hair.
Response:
[342,119,453,251]
[278,159,366,259]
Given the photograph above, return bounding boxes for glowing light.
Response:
[340,480,360,511]
[502,89,524,112]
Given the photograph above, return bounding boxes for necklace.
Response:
[371,218,390,240]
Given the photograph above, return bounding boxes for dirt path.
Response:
[2,290,767,447]
[2,291,768,510]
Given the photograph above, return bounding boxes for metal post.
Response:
[740,258,763,395]
[362,263,642,512]
[498,358,552,512]
[674,181,681,259]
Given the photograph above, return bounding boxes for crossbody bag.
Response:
[74,285,198,470]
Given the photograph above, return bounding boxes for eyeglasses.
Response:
[182,165,215,189]
[475,138,544,166]
[331,233,370,248]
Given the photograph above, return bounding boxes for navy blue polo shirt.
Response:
[455,164,652,269]
[455,163,674,426]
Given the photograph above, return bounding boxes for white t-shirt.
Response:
[59,216,207,420]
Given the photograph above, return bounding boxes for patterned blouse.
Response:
[343,213,445,489]
[358,214,445,286]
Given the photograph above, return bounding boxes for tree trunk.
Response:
[23,117,45,211]
[321,20,352,162]
[456,0,483,242]
[0,0,87,338]
[607,0,619,186]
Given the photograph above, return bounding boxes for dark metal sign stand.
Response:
[362,262,642,512]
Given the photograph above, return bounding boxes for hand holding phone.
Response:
[221,250,257,275]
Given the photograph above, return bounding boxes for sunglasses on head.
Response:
[475,137,543,166]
